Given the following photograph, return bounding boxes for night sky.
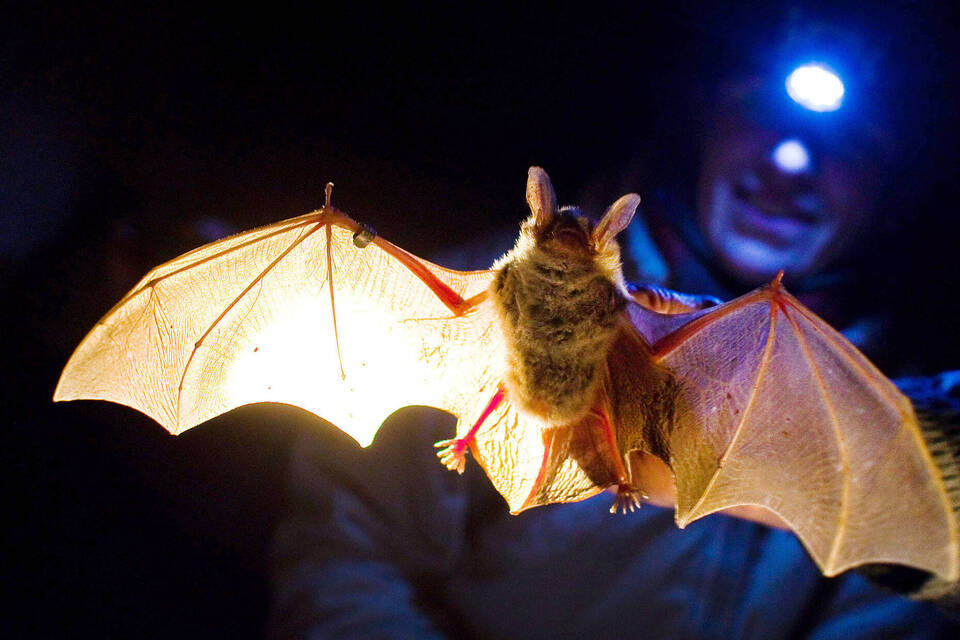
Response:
[4,4,718,263]
[5,3,960,636]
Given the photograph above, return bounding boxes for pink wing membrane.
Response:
[629,284,958,580]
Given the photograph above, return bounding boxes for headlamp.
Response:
[725,18,899,167]
[785,63,845,112]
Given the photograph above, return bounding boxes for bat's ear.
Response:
[526,166,558,229]
[594,193,641,249]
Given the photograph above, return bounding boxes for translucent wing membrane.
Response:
[55,209,496,447]
[630,283,958,580]
[470,404,615,513]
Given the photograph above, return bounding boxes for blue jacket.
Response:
[269,403,960,639]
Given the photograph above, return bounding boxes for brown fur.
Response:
[491,207,628,425]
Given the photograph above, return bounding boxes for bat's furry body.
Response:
[491,207,628,425]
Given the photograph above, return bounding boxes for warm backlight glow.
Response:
[226,291,443,447]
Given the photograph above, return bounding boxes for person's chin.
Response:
[715,233,818,285]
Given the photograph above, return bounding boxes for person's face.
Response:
[696,107,882,285]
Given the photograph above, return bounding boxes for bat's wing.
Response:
[52,195,607,510]
[54,206,499,447]
[468,404,618,513]
[627,277,959,580]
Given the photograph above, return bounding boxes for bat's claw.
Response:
[435,438,470,474]
[609,484,644,514]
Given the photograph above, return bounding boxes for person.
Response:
[608,16,959,376]
[269,402,960,639]
[267,15,960,640]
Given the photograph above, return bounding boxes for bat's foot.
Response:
[434,438,470,474]
[609,484,645,514]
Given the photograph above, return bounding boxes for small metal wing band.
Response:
[353,225,377,248]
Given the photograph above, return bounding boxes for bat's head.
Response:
[512,167,641,284]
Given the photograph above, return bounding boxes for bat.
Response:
[54,167,958,582]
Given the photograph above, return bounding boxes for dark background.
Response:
[4,2,959,637]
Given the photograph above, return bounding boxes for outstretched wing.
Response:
[628,278,959,580]
[54,206,498,447]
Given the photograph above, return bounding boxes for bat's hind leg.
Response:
[435,386,505,474]
[589,407,645,514]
